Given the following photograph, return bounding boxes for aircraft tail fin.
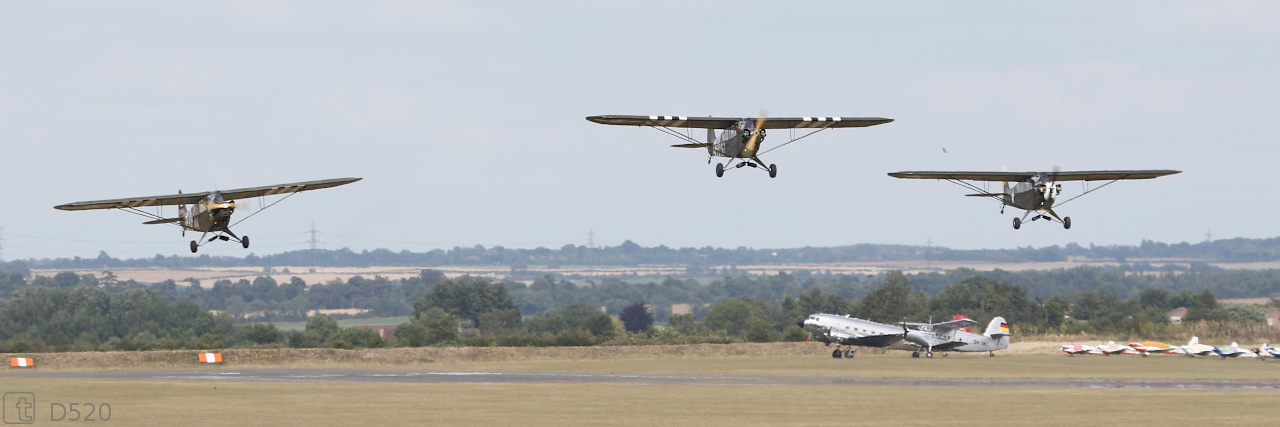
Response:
[1189,336,1199,346]
[984,317,1011,337]
[143,217,183,225]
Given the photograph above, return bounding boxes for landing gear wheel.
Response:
[926,351,933,359]
[190,240,198,253]
[242,235,250,249]
[942,352,948,357]
[715,163,724,178]
[844,349,855,358]
[989,352,995,357]
[768,164,777,178]
[1013,217,1021,230]
[912,351,920,358]
[832,349,843,359]
[1063,217,1071,229]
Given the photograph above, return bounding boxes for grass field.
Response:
[5,377,1277,426]
[265,316,410,332]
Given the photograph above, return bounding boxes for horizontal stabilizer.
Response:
[965,193,1004,197]
[143,217,182,225]
[671,143,711,149]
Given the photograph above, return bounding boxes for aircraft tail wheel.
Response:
[190,240,198,253]
[769,164,777,178]
[242,235,250,249]
[1063,217,1071,229]
[715,163,724,177]
[989,352,995,357]
[1013,217,1021,230]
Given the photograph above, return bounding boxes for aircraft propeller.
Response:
[743,109,768,154]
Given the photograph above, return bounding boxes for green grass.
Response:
[265,316,409,332]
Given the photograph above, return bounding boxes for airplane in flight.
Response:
[888,167,1180,229]
[586,113,892,178]
[55,177,361,253]
[797,314,1010,358]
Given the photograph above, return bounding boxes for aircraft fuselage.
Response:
[708,118,765,159]
[182,191,235,233]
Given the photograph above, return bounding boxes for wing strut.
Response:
[227,191,299,229]
[1053,178,1121,208]
[757,127,832,157]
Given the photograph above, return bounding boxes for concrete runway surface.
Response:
[4,369,1279,390]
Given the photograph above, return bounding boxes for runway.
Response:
[4,369,1279,390]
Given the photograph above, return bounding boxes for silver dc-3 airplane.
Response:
[888,167,1180,229]
[799,314,1011,358]
[55,177,361,253]
[587,113,892,178]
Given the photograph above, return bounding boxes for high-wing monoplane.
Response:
[888,167,1180,229]
[55,177,361,253]
[586,114,893,178]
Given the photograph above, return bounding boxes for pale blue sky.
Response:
[2,1,1277,260]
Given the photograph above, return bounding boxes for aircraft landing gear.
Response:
[715,163,724,177]
[832,348,843,359]
[942,352,948,357]
[925,351,934,358]
[843,348,855,358]
[242,235,250,249]
[912,351,920,358]
[1063,217,1072,229]
[769,164,777,178]
[1013,217,1021,229]
[989,352,996,357]
[190,240,198,253]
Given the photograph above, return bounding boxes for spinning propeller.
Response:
[743,109,768,154]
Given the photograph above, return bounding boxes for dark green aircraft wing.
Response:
[586,115,893,129]
[888,170,1180,182]
[586,115,739,129]
[55,177,362,211]
[759,117,893,129]
[216,177,362,200]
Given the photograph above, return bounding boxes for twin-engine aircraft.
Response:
[888,167,1180,229]
[54,177,361,253]
[586,114,892,178]
[798,313,1011,358]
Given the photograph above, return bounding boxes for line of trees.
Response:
[4,269,1277,353]
[15,235,1280,271]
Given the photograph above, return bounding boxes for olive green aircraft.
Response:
[888,167,1179,229]
[54,177,361,253]
[586,114,893,177]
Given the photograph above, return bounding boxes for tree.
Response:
[415,277,518,324]
[425,312,458,344]
[305,314,340,343]
[619,301,654,333]
[859,270,911,323]
[703,299,763,336]
[667,313,698,335]
[242,324,285,345]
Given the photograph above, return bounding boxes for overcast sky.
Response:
[2,1,1278,261]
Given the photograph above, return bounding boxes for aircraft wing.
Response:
[586,115,893,129]
[902,318,979,334]
[888,170,1181,182]
[54,177,362,211]
[215,177,362,201]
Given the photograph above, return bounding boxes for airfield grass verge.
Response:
[6,378,1277,426]
[6,341,1280,381]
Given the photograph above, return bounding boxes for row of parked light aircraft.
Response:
[1061,338,1280,359]
[798,313,1011,358]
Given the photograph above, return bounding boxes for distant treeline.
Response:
[4,269,1277,353]
[12,236,1280,271]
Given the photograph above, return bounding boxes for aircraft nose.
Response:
[796,319,806,328]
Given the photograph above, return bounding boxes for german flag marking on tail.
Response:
[1000,323,1010,333]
